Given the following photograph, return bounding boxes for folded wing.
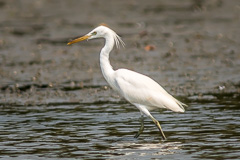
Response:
[114,69,186,112]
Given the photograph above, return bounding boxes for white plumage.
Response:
[114,69,185,112]
[68,25,186,140]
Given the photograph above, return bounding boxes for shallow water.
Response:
[0,93,239,159]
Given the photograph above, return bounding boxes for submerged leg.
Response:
[150,116,166,140]
[134,115,144,138]
[134,104,166,140]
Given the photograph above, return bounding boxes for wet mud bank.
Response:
[0,0,240,105]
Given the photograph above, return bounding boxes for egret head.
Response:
[88,26,110,39]
[67,25,125,48]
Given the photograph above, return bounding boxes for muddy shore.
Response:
[0,0,239,105]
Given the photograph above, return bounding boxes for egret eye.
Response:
[92,31,97,35]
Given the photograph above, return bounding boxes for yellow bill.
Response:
[67,35,91,45]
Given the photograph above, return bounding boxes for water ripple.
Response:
[0,96,239,159]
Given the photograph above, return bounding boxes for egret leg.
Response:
[134,115,144,138]
[150,116,167,140]
[134,104,166,139]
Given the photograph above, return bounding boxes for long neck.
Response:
[100,35,115,84]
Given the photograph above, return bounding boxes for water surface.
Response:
[0,93,239,159]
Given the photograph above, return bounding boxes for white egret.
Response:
[67,25,186,140]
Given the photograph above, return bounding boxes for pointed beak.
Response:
[67,35,91,45]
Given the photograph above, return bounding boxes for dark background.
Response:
[0,0,239,105]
